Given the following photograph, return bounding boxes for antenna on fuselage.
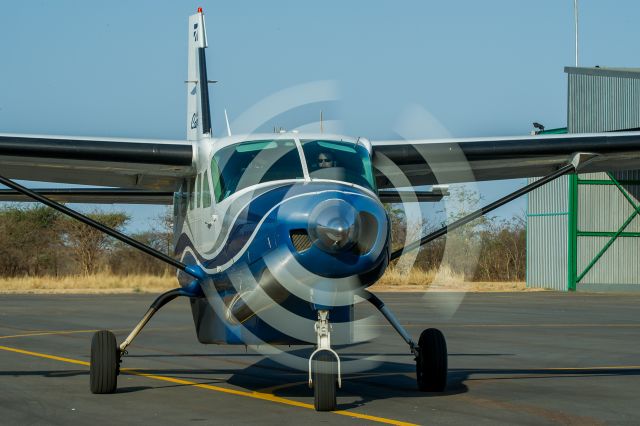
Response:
[320,110,324,134]
[224,109,232,136]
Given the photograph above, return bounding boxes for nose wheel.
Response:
[309,310,341,411]
[312,350,338,411]
[416,328,448,392]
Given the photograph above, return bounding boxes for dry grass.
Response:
[0,268,532,294]
[372,265,531,292]
[0,273,176,294]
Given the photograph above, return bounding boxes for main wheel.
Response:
[416,328,447,392]
[313,351,337,411]
[90,330,119,394]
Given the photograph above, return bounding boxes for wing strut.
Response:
[0,173,211,393]
[390,156,588,261]
[0,174,205,280]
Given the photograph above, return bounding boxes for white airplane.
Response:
[2,8,640,411]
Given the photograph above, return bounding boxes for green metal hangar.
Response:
[527,67,640,291]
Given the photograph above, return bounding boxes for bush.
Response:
[388,187,526,282]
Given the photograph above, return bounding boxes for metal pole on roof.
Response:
[574,0,579,67]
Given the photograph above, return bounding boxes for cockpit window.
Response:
[212,139,303,202]
[301,140,376,191]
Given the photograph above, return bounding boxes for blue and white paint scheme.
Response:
[173,132,389,345]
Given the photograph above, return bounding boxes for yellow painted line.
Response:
[0,329,100,339]
[0,327,189,340]
[0,345,89,367]
[0,344,418,426]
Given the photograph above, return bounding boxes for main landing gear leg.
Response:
[364,291,448,392]
[89,287,199,394]
[308,309,341,411]
[0,165,211,395]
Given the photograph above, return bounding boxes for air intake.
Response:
[290,229,312,252]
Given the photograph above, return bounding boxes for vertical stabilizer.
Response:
[187,8,212,140]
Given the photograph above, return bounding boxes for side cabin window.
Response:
[188,177,196,210]
[195,174,201,208]
[174,179,188,218]
[210,156,223,202]
[211,139,304,202]
[301,139,376,191]
[203,170,211,208]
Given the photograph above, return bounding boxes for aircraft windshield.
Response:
[211,139,303,202]
[301,140,376,191]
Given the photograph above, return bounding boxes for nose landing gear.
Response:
[308,309,341,411]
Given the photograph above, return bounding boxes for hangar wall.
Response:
[527,67,640,291]
[526,175,569,291]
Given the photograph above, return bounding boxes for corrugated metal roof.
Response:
[566,67,640,79]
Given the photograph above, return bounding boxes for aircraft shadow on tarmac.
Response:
[6,350,640,409]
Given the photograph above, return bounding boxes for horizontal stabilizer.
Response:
[377,188,449,203]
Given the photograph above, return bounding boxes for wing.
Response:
[0,133,195,191]
[372,131,640,188]
[0,188,173,204]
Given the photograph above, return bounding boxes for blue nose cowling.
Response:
[308,199,360,253]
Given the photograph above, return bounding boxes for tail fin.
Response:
[187,8,212,140]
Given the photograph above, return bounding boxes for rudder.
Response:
[186,8,212,140]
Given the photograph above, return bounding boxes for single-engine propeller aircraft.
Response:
[4,8,640,412]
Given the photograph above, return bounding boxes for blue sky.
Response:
[2,1,640,231]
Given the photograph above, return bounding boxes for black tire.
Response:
[312,351,337,411]
[416,328,447,392]
[90,330,119,394]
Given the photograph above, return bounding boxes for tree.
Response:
[0,205,64,276]
[409,186,488,279]
[384,203,407,252]
[61,211,129,275]
[108,207,174,276]
[385,185,527,282]
[474,215,526,281]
